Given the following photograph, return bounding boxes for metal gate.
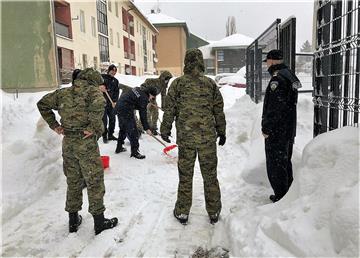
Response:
[246,17,296,103]
[313,0,359,136]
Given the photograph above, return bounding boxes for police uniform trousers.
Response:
[62,133,105,215]
[265,136,294,199]
[117,113,140,153]
[102,105,116,136]
[175,141,221,216]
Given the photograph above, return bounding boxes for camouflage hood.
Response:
[159,70,173,81]
[183,48,205,76]
[77,68,104,86]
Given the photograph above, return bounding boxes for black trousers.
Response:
[102,105,116,136]
[265,137,294,199]
[117,114,139,153]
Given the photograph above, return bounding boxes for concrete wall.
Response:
[1,0,58,91]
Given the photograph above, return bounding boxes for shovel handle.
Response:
[150,102,163,111]
[150,134,167,147]
[105,91,115,106]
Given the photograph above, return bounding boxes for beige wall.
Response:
[56,0,157,75]
[155,26,187,76]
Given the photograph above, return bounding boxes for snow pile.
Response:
[115,74,145,88]
[241,94,313,186]
[225,126,359,257]
[1,91,63,223]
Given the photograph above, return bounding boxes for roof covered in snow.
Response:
[146,12,189,36]
[211,33,254,49]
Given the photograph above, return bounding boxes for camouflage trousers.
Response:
[147,102,159,130]
[62,134,105,215]
[175,142,221,216]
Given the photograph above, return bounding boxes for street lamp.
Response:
[126,7,134,75]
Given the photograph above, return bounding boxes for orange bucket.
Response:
[101,156,110,169]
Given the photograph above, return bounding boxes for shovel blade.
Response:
[163,144,177,156]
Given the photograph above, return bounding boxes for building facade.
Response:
[146,12,189,76]
[54,0,158,82]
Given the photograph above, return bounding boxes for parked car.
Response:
[214,73,236,87]
[218,74,246,88]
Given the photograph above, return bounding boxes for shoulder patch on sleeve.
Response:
[270,81,279,91]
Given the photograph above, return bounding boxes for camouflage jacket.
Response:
[141,78,166,108]
[160,49,226,147]
[37,79,105,137]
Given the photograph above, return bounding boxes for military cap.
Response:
[262,49,283,62]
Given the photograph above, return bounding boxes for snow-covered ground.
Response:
[1,76,359,257]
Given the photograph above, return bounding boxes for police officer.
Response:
[101,64,119,143]
[113,85,158,159]
[161,49,226,225]
[37,68,118,235]
[261,49,301,203]
[140,71,173,135]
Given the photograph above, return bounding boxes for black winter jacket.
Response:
[114,87,150,131]
[261,63,301,141]
[101,74,119,106]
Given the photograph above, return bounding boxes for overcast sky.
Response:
[134,0,315,51]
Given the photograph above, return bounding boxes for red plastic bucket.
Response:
[101,156,110,169]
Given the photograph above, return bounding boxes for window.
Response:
[217,50,224,62]
[80,10,85,33]
[136,21,139,33]
[82,54,88,68]
[115,2,118,17]
[123,36,129,59]
[97,0,108,35]
[117,32,120,48]
[108,0,112,12]
[122,8,134,36]
[109,28,113,45]
[54,1,72,39]
[130,40,135,60]
[91,16,96,37]
[152,35,156,50]
[99,35,109,62]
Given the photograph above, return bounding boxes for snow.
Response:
[1,73,359,256]
[146,12,186,25]
[210,33,254,48]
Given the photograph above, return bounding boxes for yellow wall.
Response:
[155,26,187,76]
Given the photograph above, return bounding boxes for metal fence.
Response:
[246,18,297,103]
[313,0,359,136]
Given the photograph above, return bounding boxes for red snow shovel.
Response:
[150,135,177,157]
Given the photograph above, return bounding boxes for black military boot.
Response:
[93,213,118,235]
[130,151,145,159]
[108,134,118,141]
[173,209,188,225]
[102,133,108,144]
[69,212,82,233]
[209,212,220,225]
[115,143,126,154]
[269,195,280,203]
[151,128,159,136]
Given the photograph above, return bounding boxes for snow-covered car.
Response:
[218,74,246,88]
[214,73,236,87]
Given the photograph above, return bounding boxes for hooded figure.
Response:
[160,49,226,225]
[140,70,173,134]
[37,68,118,235]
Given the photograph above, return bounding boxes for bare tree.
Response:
[226,16,237,36]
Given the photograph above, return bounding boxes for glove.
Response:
[218,135,226,146]
[161,134,171,143]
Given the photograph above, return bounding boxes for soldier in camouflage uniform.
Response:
[160,49,226,225]
[37,68,118,235]
[140,71,172,134]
